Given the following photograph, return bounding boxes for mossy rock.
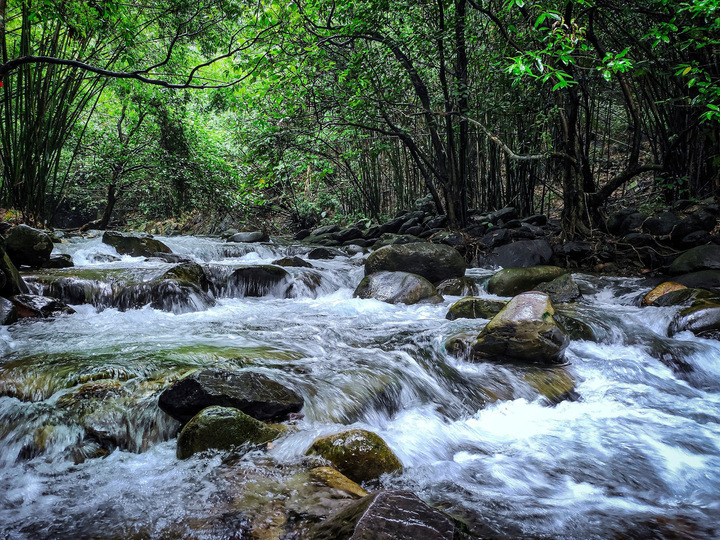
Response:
[641,282,687,306]
[436,277,478,296]
[651,287,716,307]
[161,262,209,291]
[487,266,566,297]
[102,231,172,257]
[446,297,506,320]
[669,299,720,337]
[306,429,402,484]
[176,406,286,459]
[523,368,577,404]
[354,271,443,305]
[471,292,569,364]
[309,467,369,498]
[272,256,314,268]
[533,273,581,304]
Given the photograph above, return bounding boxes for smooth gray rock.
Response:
[364,242,466,284]
[354,271,443,305]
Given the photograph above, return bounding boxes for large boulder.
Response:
[224,265,289,297]
[669,300,720,338]
[312,490,456,540]
[102,231,172,257]
[4,225,53,267]
[487,265,566,297]
[364,242,466,284]
[353,271,443,305]
[674,270,720,291]
[669,245,720,275]
[161,262,209,292]
[446,297,506,320]
[470,292,569,364]
[176,406,285,459]
[481,238,553,268]
[306,429,402,484]
[158,368,303,424]
[641,282,687,306]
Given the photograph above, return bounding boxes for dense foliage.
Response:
[1,0,718,235]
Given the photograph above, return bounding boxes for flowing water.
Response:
[1,234,719,539]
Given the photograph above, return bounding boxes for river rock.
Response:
[0,246,29,297]
[229,231,269,243]
[312,490,455,540]
[0,297,18,325]
[10,294,76,318]
[176,406,285,459]
[669,300,720,337]
[4,225,53,267]
[308,247,339,259]
[481,238,553,268]
[641,282,687,306]
[642,212,682,236]
[446,297,506,320]
[669,245,720,275]
[353,271,443,305]
[533,273,581,304]
[487,265,566,297]
[652,288,716,307]
[470,292,569,364]
[102,231,172,257]
[364,242,466,284]
[309,467,368,499]
[158,368,303,423]
[225,265,289,296]
[436,276,478,296]
[40,254,74,269]
[306,429,402,484]
[115,279,215,312]
[272,256,313,268]
[161,262,209,291]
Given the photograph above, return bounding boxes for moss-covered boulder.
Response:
[669,245,720,275]
[487,265,566,297]
[436,276,478,296]
[353,271,443,305]
[159,368,304,423]
[161,262,209,291]
[533,273,581,304]
[311,490,456,540]
[364,242,466,284]
[102,231,172,257]
[4,225,53,267]
[641,282,687,306]
[272,256,314,268]
[176,406,286,459]
[306,429,402,484]
[470,292,569,364]
[446,297,506,320]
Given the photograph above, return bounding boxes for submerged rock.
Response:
[102,231,172,257]
[312,490,456,540]
[4,225,53,267]
[364,242,466,284]
[353,271,443,305]
[309,467,368,499]
[158,368,304,424]
[10,294,76,319]
[176,406,285,459]
[470,292,569,364]
[115,279,215,312]
[446,297,506,320]
[306,429,402,484]
[487,265,566,297]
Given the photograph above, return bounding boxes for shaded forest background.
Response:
[1,0,718,238]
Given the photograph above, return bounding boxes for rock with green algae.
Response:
[102,230,171,257]
[487,265,566,297]
[364,242,466,284]
[470,291,569,364]
[4,224,53,267]
[354,271,443,305]
[176,406,286,459]
[651,287,716,308]
[669,299,720,337]
[446,297,506,320]
[533,272,581,304]
[306,429,402,484]
[161,262,209,291]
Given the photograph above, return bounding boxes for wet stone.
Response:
[354,271,443,305]
[102,231,172,257]
[364,242,466,284]
[10,294,75,319]
[158,368,304,424]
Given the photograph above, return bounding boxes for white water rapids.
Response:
[1,234,719,539]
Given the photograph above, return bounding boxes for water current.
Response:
[1,234,719,539]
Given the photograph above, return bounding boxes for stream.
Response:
[1,234,720,539]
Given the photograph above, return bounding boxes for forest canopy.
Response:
[0,0,718,236]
